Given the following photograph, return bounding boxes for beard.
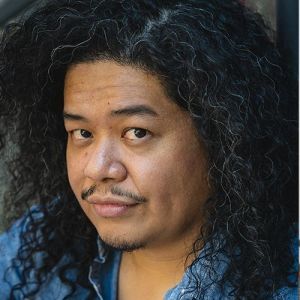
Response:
[100,235,146,252]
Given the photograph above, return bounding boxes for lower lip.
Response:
[92,203,138,218]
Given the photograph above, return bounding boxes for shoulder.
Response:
[0,205,43,248]
[0,206,92,299]
[0,209,30,295]
[0,206,43,296]
[273,287,298,300]
[273,228,298,299]
[0,206,38,262]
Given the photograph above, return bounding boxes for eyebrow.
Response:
[63,104,159,122]
[111,105,159,117]
[63,112,88,122]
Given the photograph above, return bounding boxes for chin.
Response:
[91,218,150,251]
[100,235,146,252]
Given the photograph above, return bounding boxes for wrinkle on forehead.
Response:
[64,62,167,106]
[64,60,162,93]
[63,61,182,120]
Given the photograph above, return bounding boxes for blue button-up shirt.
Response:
[0,210,298,299]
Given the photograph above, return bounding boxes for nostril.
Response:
[102,177,113,183]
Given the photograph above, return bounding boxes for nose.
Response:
[83,138,127,183]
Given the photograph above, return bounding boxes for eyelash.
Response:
[69,127,151,142]
[70,129,92,140]
[122,128,150,140]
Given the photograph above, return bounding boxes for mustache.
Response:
[81,184,97,200]
[81,185,147,204]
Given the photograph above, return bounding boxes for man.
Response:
[0,0,297,299]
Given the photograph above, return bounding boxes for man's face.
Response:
[64,60,210,251]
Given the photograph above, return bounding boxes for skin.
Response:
[64,60,211,299]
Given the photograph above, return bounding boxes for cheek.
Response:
[130,150,194,204]
[130,139,209,213]
[66,146,87,196]
[67,149,92,218]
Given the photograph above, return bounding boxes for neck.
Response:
[121,236,200,290]
[118,232,202,300]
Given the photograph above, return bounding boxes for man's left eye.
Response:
[122,128,149,140]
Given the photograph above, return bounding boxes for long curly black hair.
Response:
[0,0,297,299]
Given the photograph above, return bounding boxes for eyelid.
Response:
[122,127,151,140]
[70,129,93,140]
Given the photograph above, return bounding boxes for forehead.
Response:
[64,61,169,110]
[63,60,193,130]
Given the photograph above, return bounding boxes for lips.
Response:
[86,196,139,218]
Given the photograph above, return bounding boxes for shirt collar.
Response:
[95,236,109,263]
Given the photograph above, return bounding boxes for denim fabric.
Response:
[0,210,298,299]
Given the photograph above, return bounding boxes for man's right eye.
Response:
[71,129,93,140]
